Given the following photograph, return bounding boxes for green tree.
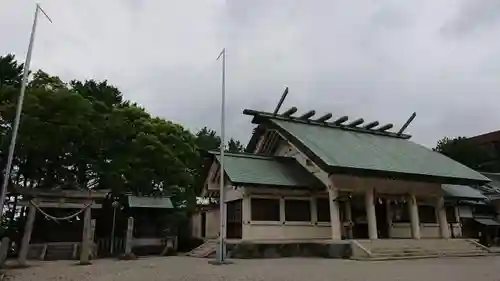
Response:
[0,54,24,89]
[195,127,221,151]
[0,55,200,211]
[227,138,244,153]
[0,54,25,187]
[191,128,245,196]
[0,54,252,215]
[434,136,491,170]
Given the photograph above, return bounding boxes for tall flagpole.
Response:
[0,4,52,219]
[216,48,226,263]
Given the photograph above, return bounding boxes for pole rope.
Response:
[29,200,92,222]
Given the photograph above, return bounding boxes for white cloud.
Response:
[2,0,500,147]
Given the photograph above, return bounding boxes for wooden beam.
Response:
[18,201,101,209]
[11,189,110,199]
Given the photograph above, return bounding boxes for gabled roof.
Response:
[244,109,490,185]
[208,152,323,189]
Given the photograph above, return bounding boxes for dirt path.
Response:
[6,256,500,281]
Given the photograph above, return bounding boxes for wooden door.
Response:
[226,200,242,239]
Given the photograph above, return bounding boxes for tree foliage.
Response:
[191,127,245,195]
[0,54,24,89]
[434,136,491,170]
[227,138,244,153]
[0,54,245,211]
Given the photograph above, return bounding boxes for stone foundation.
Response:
[227,242,351,259]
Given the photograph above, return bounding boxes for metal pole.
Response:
[216,48,226,263]
[0,4,41,220]
[110,206,117,254]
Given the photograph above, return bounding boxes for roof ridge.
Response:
[208,150,277,160]
[480,172,500,175]
[243,109,411,139]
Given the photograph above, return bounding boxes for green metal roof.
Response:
[442,184,487,200]
[480,172,500,196]
[458,200,487,206]
[268,119,489,184]
[213,152,322,189]
[128,196,174,209]
[474,218,500,226]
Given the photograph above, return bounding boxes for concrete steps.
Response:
[27,243,80,260]
[45,243,76,260]
[355,252,495,261]
[186,240,217,258]
[352,239,491,261]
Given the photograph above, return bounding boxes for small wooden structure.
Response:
[8,188,178,264]
[13,188,109,265]
[122,195,177,257]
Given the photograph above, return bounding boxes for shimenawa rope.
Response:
[29,200,92,222]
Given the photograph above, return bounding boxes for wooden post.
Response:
[385,199,393,238]
[365,187,378,240]
[408,194,421,239]
[125,217,134,255]
[90,219,96,259]
[72,244,78,260]
[18,201,36,266]
[436,196,450,238]
[327,183,341,240]
[345,199,353,239]
[0,237,10,268]
[79,203,92,264]
[39,244,47,260]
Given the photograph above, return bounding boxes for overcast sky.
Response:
[2,0,500,147]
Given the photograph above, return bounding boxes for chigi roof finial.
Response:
[242,107,412,139]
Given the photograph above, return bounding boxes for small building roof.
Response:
[127,195,173,209]
[468,129,500,144]
[210,152,323,189]
[474,218,500,226]
[442,184,487,200]
[477,172,500,200]
[244,109,490,185]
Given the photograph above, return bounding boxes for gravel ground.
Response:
[6,256,500,281]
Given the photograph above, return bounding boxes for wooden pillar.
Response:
[454,206,461,237]
[242,195,251,224]
[327,183,341,240]
[385,199,393,238]
[90,219,96,259]
[436,196,450,238]
[345,199,353,239]
[39,244,47,260]
[125,217,134,255]
[79,203,92,264]
[72,244,78,260]
[242,195,251,240]
[18,201,36,266]
[311,196,318,223]
[365,187,378,240]
[0,237,11,267]
[408,194,421,239]
[279,197,286,223]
